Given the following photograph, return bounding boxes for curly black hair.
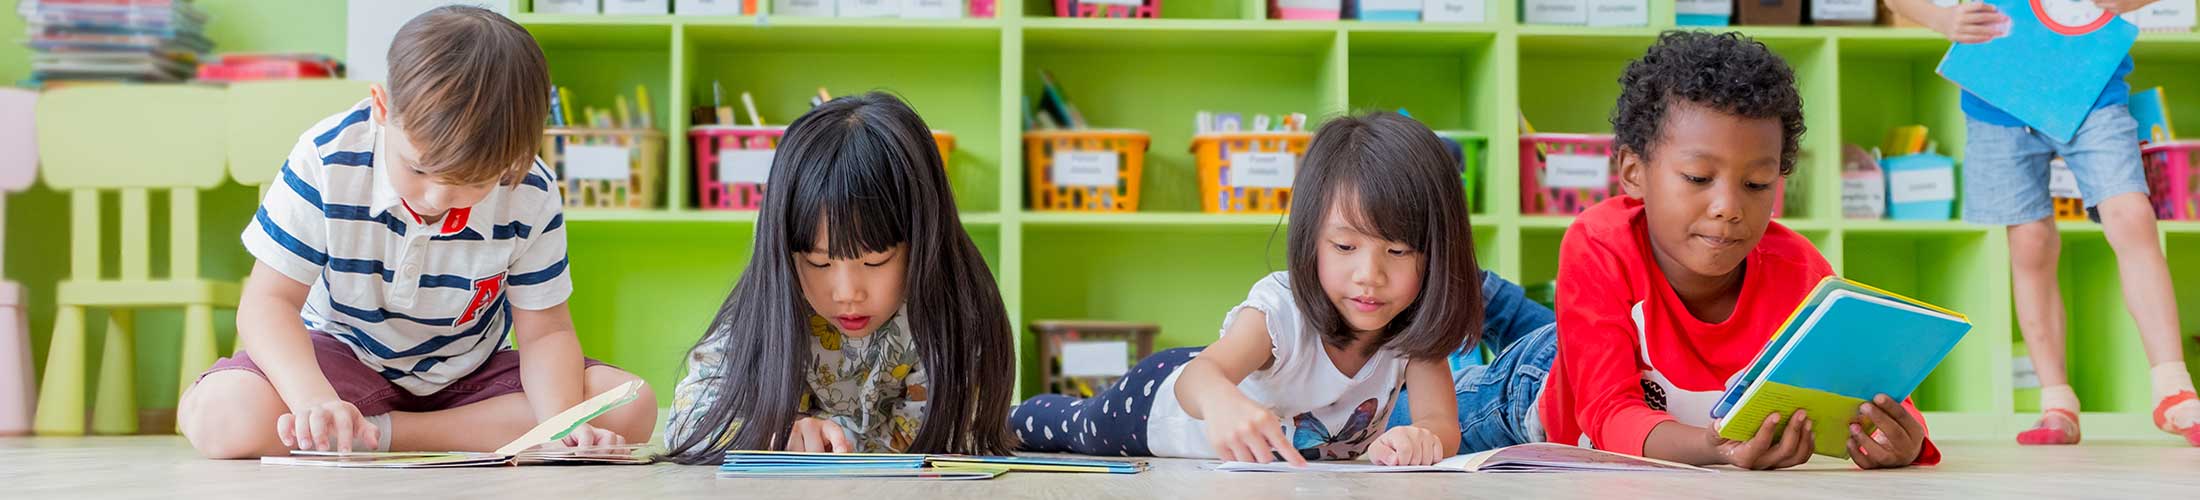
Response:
[1610,31,1805,176]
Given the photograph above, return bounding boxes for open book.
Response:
[260,379,650,468]
[1711,277,1971,458]
[719,451,1147,480]
[1215,443,1710,473]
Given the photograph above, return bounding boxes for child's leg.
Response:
[389,363,658,452]
[2007,220,2082,445]
[178,370,298,459]
[1962,114,2076,444]
[1390,323,1558,454]
[2061,104,2199,444]
[179,332,407,459]
[1011,347,1200,456]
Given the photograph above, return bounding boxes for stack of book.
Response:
[17,0,212,86]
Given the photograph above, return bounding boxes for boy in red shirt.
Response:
[1540,31,1939,470]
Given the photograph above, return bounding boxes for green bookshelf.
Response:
[502,0,2200,440]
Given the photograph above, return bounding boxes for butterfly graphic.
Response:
[1288,398,1385,461]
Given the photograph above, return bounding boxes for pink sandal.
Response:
[2016,408,2081,446]
[2154,391,2200,447]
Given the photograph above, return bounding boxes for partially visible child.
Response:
[1010,112,1480,466]
[1543,31,1940,470]
[178,6,654,458]
[664,93,1018,464]
[1885,0,2198,447]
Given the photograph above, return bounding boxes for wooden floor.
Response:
[4,437,2198,499]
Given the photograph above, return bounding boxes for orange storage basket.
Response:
[1191,132,1310,214]
[540,127,666,210]
[1023,130,1150,212]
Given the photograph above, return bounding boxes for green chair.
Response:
[33,86,236,435]
[227,80,373,198]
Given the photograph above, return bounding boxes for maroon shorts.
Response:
[198,331,611,416]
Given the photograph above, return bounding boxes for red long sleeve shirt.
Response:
[1541,197,1939,466]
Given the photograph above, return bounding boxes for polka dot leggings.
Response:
[1011,347,1202,457]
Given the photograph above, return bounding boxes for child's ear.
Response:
[1616,145,1647,199]
[368,84,390,125]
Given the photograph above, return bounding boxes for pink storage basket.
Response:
[1520,133,1784,216]
[1054,0,1160,18]
[1270,0,1341,19]
[1519,133,1622,215]
[2143,140,2200,221]
[691,126,785,211]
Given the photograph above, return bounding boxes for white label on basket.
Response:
[1228,152,1296,189]
[1888,168,1955,204]
[1424,0,1485,22]
[2049,158,2082,199]
[1675,0,1730,15]
[717,149,776,185]
[1083,0,1142,5]
[1362,0,1421,10]
[1842,173,1886,219]
[774,0,835,16]
[1052,151,1121,188]
[1543,154,1609,190]
[2123,0,2196,30]
[1523,0,1588,24]
[1061,341,1131,378]
[1811,0,1875,21]
[837,0,898,17]
[1586,0,1647,26]
[566,145,632,181]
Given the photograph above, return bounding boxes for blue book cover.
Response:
[1711,278,1972,458]
[1938,0,2138,142]
[2131,87,2174,144]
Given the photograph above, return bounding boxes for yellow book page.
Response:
[1716,381,1867,459]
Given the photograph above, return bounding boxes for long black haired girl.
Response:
[665,92,1016,464]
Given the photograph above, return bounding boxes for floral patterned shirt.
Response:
[668,309,929,453]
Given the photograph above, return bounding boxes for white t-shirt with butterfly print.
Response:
[1145,272,1409,461]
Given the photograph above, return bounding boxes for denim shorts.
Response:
[1387,324,1557,454]
[1962,105,2149,226]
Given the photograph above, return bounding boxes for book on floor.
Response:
[719,450,1147,479]
[1711,277,1972,459]
[259,379,650,468]
[1214,443,1711,473]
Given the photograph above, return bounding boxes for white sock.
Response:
[2041,384,2080,414]
[363,413,393,452]
[2151,362,2197,401]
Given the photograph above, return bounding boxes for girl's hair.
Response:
[1285,111,1482,360]
[668,92,1017,464]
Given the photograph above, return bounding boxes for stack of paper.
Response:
[1215,443,1711,474]
[719,451,1147,480]
[16,0,212,86]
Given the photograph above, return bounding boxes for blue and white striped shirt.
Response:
[241,99,573,396]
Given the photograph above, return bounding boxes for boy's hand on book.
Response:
[1366,425,1443,466]
[1715,410,1813,470]
[560,423,627,449]
[276,399,379,453]
[2093,0,2158,14]
[1846,395,1925,470]
[787,417,852,453]
[1206,397,1307,467]
[1935,2,2010,44]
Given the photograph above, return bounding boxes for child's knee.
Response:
[179,370,286,459]
[584,365,657,441]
